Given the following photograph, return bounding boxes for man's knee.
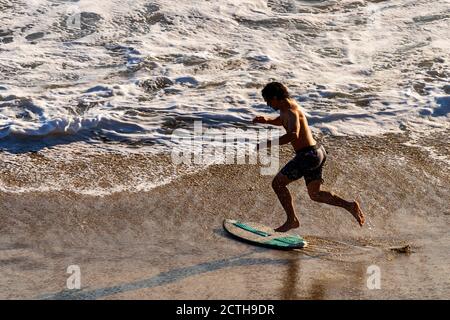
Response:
[272,177,285,191]
[308,190,321,202]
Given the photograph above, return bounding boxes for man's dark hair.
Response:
[261,82,290,100]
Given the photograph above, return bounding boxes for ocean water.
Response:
[1,0,449,193]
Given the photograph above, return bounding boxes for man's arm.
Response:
[252,116,282,126]
[278,110,300,144]
[266,116,282,126]
[258,111,300,149]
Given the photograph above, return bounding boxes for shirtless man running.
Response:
[253,82,365,232]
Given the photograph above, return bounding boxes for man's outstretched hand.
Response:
[252,116,267,124]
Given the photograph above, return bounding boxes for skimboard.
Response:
[223,219,307,249]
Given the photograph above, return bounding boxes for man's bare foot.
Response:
[274,218,300,233]
[347,201,365,226]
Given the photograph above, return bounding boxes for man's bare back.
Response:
[279,100,316,152]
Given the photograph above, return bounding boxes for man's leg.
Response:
[306,180,365,226]
[272,172,300,232]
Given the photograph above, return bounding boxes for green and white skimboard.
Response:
[223,219,307,249]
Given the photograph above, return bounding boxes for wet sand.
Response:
[0,133,449,299]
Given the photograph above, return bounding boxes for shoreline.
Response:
[0,129,448,196]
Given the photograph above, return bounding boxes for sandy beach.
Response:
[1,132,449,299]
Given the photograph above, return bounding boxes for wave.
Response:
[0,0,448,154]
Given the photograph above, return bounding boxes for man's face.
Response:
[264,97,278,110]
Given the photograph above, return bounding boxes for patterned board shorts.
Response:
[280,144,327,185]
